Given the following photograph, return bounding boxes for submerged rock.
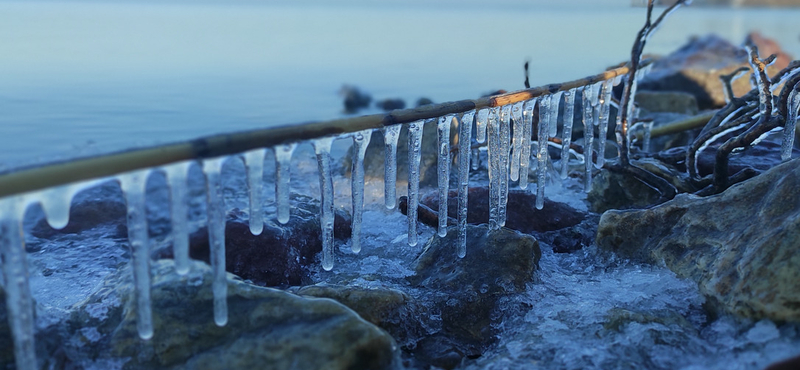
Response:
[596,158,800,322]
[154,195,351,288]
[375,98,406,111]
[408,225,540,365]
[340,85,372,113]
[70,260,398,370]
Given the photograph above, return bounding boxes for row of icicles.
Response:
[0,67,656,370]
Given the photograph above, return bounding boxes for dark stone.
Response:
[596,158,800,321]
[635,90,699,115]
[155,195,351,288]
[639,33,793,109]
[408,225,540,360]
[375,98,406,111]
[340,85,372,113]
[415,97,434,107]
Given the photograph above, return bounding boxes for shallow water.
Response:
[1,0,799,170]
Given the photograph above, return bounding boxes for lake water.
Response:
[0,0,798,171]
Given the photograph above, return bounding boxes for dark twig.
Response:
[719,66,750,103]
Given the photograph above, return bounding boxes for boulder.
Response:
[635,90,699,115]
[408,225,540,363]
[71,260,398,370]
[596,158,800,321]
[639,32,793,109]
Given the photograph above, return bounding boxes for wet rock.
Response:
[0,288,11,367]
[375,98,406,111]
[340,84,372,113]
[71,260,398,370]
[596,158,800,322]
[635,90,699,115]
[588,167,662,213]
[408,225,540,359]
[30,199,127,239]
[417,187,585,233]
[415,97,434,107]
[765,354,800,370]
[640,33,793,109]
[154,195,351,288]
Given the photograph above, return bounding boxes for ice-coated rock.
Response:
[596,158,800,322]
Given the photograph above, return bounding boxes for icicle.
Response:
[781,90,800,161]
[460,110,477,172]
[274,143,297,224]
[642,121,654,153]
[381,124,402,209]
[350,130,372,253]
[164,161,192,275]
[38,185,77,230]
[475,108,489,144]
[510,101,525,182]
[613,74,624,86]
[487,107,501,229]
[312,138,336,270]
[596,79,614,168]
[582,85,595,192]
[457,113,473,258]
[498,105,512,227]
[202,157,228,327]
[548,91,563,138]
[437,115,454,237]
[536,95,551,210]
[470,148,480,171]
[119,170,155,338]
[0,196,38,370]
[520,98,538,189]
[560,89,576,179]
[407,120,425,246]
[243,149,266,235]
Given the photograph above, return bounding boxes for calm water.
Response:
[0,0,798,171]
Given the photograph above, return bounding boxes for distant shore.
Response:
[634,0,800,6]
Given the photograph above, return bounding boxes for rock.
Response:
[71,260,398,370]
[375,98,406,111]
[596,158,800,322]
[765,354,800,370]
[635,90,699,115]
[154,195,352,288]
[640,33,793,109]
[340,85,372,113]
[30,199,127,239]
[416,187,585,233]
[587,166,662,213]
[415,97,434,107]
[0,288,11,368]
[408,225,540,358]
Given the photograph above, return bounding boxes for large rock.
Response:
[640,32,793,109]
[596,158,800,321]
[408,225,540,367]
[71,260,398,370]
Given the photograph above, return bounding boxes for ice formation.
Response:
[406,120,425,246]
[243,148,266,235]
[164,161,192,275]
[202,157,229,326]
[313,138,336,270]
[275,143,297,224]
[560,89,576,180]
[381,124,402,209]
[437,115,454,237]
[350,130,372,253]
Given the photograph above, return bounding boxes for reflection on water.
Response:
[0,0,798,170]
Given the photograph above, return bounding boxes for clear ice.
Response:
[243,149,266,235]
[596,79,613,168]
[381,124,402,209]
[407,120,425,246]
[582,85,596,192]
[498,105,512,226]
[457,111,474,258]
[510,101,525,182]
[548,91,563,139]
[487,107,501,229]
[560,89,577,179]
[437,115,454,237]
[202,157,229,327]
[781,90,800,161]
[536,95,551,210]
[118,170,155,339]
[164,161,193,275]
[350,130,372,253]
[476,108,489,144]
[313,138,336,270]
[520,98,538,189]
[275,143,297,224]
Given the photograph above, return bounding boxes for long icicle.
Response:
[313,138,336,270]
[510,101,525,182]
[437,115,453,237]
[595,79,613,168]
[243,149,266,235]
[407,120,425,246]
[560,89,577,179]
[781,89,800,161]
[164,161,192,275]
[0,196,38,370]
[119,170,155,338]
[536,95,552,210]
[498,105,512,227]
[274,143,297,224]
[381,124,402,209]
[582,85,596,192]
[475,108,489,144]
[202,157,228,327]
[548,91,563,139]
[487,107,501,229]
[350,130,372,253]
[520,98,538,189]
[457,111,474,258]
